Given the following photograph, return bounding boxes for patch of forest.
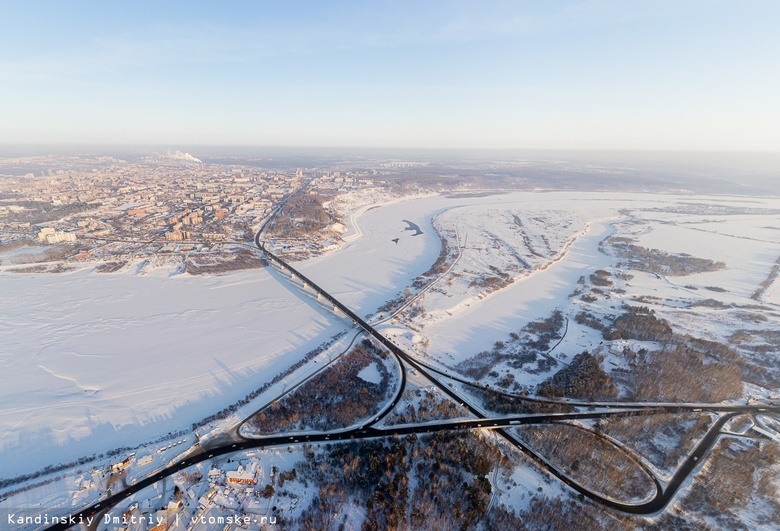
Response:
[468,265,514,292]
[95,261,127,273]
[581,305,749,400]
[185,248,266,274]
[608,237,726,276]
[383,388,470,426]
[603,305,674,342]
[537,351,618,400]
[590,269,614,287]
[296,431,500,530]
[486,495,636,531]
[4,201,97,224]
[2,242,75,265]
[514,423,656,502]
[680,438,780,529]
[599,413,712,474]
[631,345,742,402]
[245,339,394,434]
[0,239,37,252]
[266,192,338,239]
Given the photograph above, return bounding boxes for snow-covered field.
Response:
[0,267,348,478]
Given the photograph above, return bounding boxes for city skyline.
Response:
[1,1,779,151]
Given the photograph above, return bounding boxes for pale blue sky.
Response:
[1,1,778,150]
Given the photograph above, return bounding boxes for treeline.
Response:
[0,430,186,496]
[377,294,406,314]
[418,222,452,279]
[537,351,618,400]
[468,387,573,415]
[246,339,392,434]
[751,256,780,300]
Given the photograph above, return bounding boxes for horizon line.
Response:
[1,144,779,156]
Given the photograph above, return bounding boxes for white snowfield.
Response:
[2,190,779,484]
[0,270,344,477]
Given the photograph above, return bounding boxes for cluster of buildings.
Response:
[309,170,381,191]
[0,157,304,264]
[0,153,400,268]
